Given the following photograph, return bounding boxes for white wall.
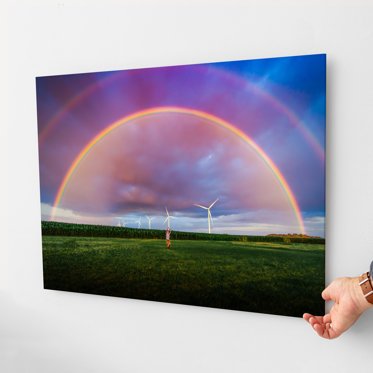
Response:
[2,1,373,372]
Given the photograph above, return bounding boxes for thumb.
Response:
[322,278,342,302]
[322,283,334,301]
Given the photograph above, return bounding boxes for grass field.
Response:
[42,236,325,317]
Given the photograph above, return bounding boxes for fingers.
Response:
[312,322,327,338]
[303,314,323,328]
[303,313,313,322]
[310,316,324,325]
[306,316,328,338]
[319,323,341,339]
[323,313,331,324]
[303,313,342,339]
[327,325,342,339]
[303,313,323,324]
[308,318,331,339]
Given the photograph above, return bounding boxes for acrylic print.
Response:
[37,54,325,317]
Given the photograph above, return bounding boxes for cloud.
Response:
[41,201,309,236]
[37,60,325,235]
[38,62,324,213]
[41,203,117,226]
[57,112,294,223]
[303,216,325,238]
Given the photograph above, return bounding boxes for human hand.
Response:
[303,276,373,339]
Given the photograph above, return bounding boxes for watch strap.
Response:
[359,272,373,305]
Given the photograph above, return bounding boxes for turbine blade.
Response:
[165,207,169,216]
[209,198,219,209]
[193,204,208,210]
[163,217,168,224]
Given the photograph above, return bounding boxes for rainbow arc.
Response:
[52,106,306,235]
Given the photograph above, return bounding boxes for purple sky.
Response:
[37,54,326,236]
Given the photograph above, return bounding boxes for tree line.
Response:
[41,221,325,244]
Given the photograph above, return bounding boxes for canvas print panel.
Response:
[36,54,326,317]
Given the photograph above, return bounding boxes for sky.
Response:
[36,54,326,237]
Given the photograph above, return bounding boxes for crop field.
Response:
[42,234,325,317]
[41,221,325,244]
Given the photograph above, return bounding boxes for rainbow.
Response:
[38,65,324,162]
[52,106,306,234]
[208,65,325,162]
[38,71,123,145]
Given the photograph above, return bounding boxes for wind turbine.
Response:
[163,207,175,228]
[146,216,153,229]
[194,198,219,234]
[136,217,142,228]
[117,218,124,227]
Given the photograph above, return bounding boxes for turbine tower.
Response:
[117,218,126,227]
[137,217,142,228]
[194,198,219,234]
[163,207,175,228]
[146,216,153,229]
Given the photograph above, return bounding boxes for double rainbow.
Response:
[52,106,306,235]
[38,66,324,163]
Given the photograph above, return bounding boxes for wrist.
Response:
[354,276,373,313]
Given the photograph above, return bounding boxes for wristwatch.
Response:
[359,261,373,304]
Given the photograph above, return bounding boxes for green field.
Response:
[41,221,325,244]
[42,235,325,317]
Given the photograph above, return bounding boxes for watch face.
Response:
[370,260,373,278]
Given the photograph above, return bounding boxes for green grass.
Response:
[42,236,325,317]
